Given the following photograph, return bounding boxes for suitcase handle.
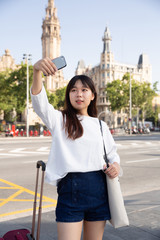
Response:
[32,160,46,240]
[37,160,46,171]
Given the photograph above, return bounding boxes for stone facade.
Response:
[75,27,152,128]
[0,49,17,72]
[41,0,68,92]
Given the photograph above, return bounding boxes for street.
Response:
[0,133,160,239]
[0,133,160,220]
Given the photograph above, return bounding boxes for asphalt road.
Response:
[0,133,160,222]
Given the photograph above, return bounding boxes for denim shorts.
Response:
[56,170,111,222]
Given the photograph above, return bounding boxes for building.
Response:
[0,49,17,72]
[75,27,152,128]
[41,0,68,92]
[152,95,160,109]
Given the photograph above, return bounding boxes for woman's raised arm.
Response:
[32,57,57,95]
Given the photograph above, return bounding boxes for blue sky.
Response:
[0,0,160,90]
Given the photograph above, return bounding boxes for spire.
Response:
[48,0,54,6]
[102,26,112,53]
[45,0,57,20]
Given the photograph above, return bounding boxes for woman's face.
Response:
[69,80,94,116]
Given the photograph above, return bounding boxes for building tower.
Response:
[41,0,67,92]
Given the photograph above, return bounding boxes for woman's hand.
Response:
[32,58,57,95]
[103,162,120,179]
[34,57,57,76]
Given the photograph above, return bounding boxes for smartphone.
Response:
[52,56,67,70]
[43,56,67,76]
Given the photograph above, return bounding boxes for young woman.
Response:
[31,57,120,240]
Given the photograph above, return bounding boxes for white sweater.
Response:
[31,85,120,186]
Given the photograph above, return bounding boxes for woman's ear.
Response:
[91,93,95,101]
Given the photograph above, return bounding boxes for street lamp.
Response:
[23,54,32,137]
[129,70,132,135]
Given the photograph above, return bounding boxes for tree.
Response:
[55,87,66,109]
[0,64,33,122]
[46,86,66,110]
[12,63,33,114]
[106,73,156,122]
[46,90,58,108]
[0,70,17,121]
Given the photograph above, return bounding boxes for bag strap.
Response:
[99,120,109,168]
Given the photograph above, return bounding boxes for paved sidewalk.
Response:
[0,190,160,239]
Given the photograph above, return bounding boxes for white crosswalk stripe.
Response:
[0,147,50,158]
[0,142,159,158]
[10,148,26,153]
[116,141,159,149]
[37,147,49,152]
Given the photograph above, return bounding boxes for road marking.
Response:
[145,142,153,145]
[124,150,157,154]
[0,178,57,218]
[37,147,49,151]
[10,148,26,153]
[126,158,160,164]
[0,189,24,207]
[128,205,160,214]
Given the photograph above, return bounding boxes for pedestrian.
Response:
[31,57,121,240]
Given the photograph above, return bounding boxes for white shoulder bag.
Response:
[99,120,129,228]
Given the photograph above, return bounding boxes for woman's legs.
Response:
[83,220,106,240]
[57,221,83,240]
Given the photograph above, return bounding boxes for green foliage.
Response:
[11,64,33,114]
[0,71,17,114]
[46,86,66,110]
[106,73,156,121]
[46,90,58,108]
[153,81,159,92]
[0,64,33,122]
[0,63,66,122]
[55,87,66,109]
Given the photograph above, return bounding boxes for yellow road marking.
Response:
[0,204,56,218]
[0,189,23,207]
[0,178,57,218]
[0,199,54,202]
[0,178,56,203]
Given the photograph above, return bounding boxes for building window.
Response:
[117,117,121,125]
[102,64,105,69]
[107,64,109,69]
[56,82,58,89]
[107,72,110,77]
[47,26,50,34]
[102,73,105,78]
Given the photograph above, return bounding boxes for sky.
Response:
[0,0,160,90]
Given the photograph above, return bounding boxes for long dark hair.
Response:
[62,75,97,140]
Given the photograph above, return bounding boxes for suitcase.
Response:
[0,161,46,240]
